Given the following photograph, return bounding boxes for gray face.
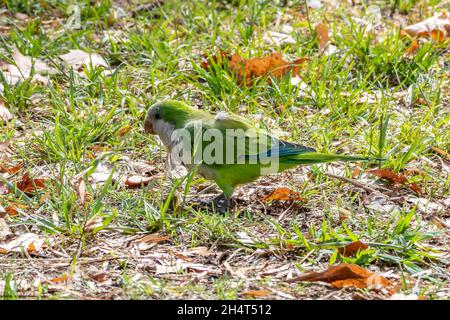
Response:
[144,105,162,134]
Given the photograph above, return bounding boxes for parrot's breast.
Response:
[153,120,176,147]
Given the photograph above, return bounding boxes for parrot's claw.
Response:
[190,194,233,213]
[211,193,232,213]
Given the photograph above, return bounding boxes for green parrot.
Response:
[144,100,375,208]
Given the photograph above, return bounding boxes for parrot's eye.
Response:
[155,113,161,120]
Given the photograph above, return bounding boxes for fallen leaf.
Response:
[408,183,423,194]
[6,48,53,82]
[89,273,108,283]
[338,240,369,257]
[118,125,132,137]
[316,22,329,54]
[401,11,450,42]
[405,39,420,57]
[134,233,171,244]
[49,274,70,283]
[59,49,109,76]
[262,187,305,202]
[0,233,47,254]
[241,289,270,298]
[124,175,156,188]
[287,263,391,289]
[14,173,47,194]
[367,168,423,194]
[2,203,28,217]
[367,168,408,184]
[202,52,308,86]
[0,162,23,174]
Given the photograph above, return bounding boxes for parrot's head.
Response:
[144,100,197,145]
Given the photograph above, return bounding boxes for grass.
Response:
[0,0,449,299]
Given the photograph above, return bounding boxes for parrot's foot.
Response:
[211,193,232,213]
[191,193,232,213]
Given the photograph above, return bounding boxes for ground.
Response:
[0,0,449,300]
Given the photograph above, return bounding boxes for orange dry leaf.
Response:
[338,240,369,257]
[0,162,23,174]
[262,187,305,202]
[4,203,28,217]
[401,11,450,42]
[0,233,46,254]
[367,168,408,184]
[124,175,156,188]
[50,274,70,283]
[202,52,308,86]
[241,289,270,298]
[288,263,391,289]
[118,125,132,137]
[367,168,422,194]
[316,22,329,54]
[14,173,47,194]
[405,39,420,57]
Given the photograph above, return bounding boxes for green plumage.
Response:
[145,100,377,198]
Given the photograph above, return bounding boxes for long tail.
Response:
[282,152,382,164]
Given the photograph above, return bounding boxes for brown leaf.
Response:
[124,175,156,188]
[49,274,70,283]
[316,22,329,54]
[118,125,132,137]
[405,39,420,57]
[89,273,108,283]
[0,233,47,254]
[59,50,108,71]
[202,52,308,86]
[0,162,23,174]
[408,183,423,194]
[3,203,28,217]
[401,11,450,42]
[262,187,305,202]
[287,263,391,289]
[241,289,270,298]
[367,168,408,184]
[367,168,422,194]
[338,240,369,257]
[14,173,47,194]
[134,233,171,244]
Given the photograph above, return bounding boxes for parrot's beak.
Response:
[144,118,154,134]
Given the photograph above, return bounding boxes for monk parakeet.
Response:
[144,100,374,207]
